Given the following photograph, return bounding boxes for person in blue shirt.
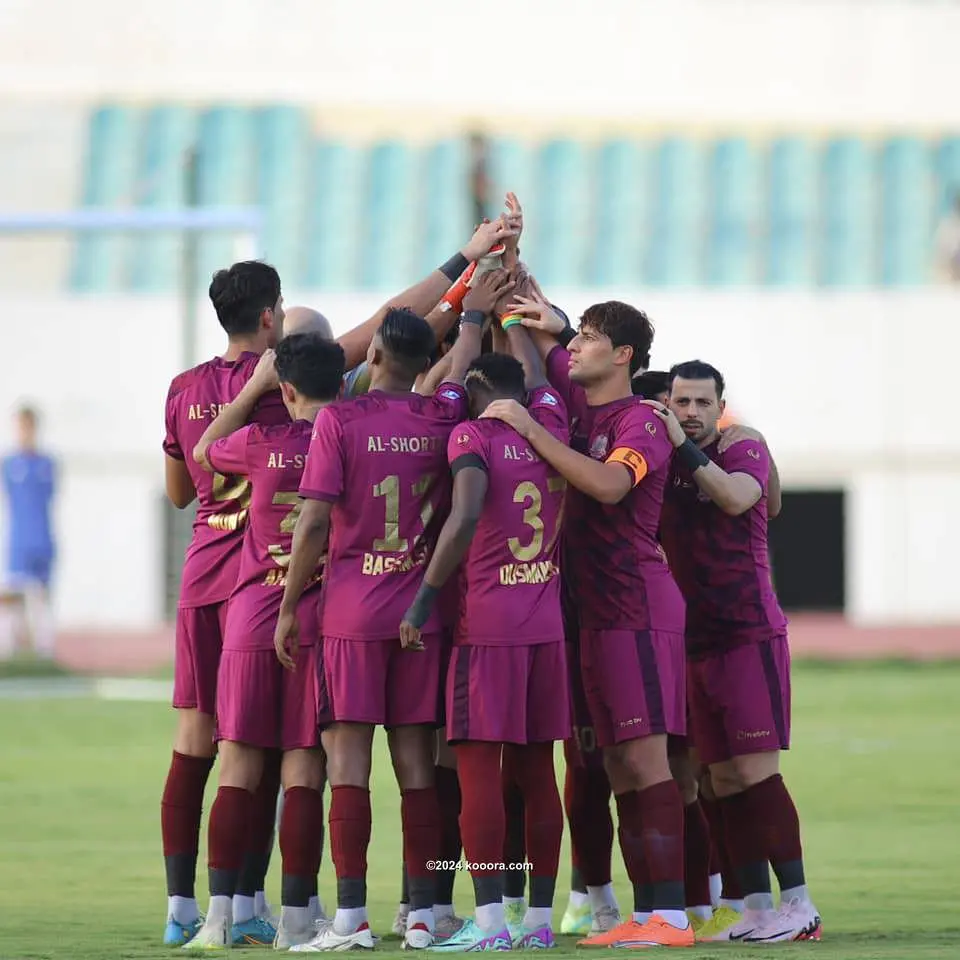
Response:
[2,405,56,657]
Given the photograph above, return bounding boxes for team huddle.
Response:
[160,195,822,952]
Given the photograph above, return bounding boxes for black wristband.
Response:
[405,583,439,630]
[439,252,470,283]
[677,438,710,471]
[462,309,485,327]
[557,326,576,348]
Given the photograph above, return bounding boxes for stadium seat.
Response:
[879,137,932,286]
[647,137,707,286]
[820,137,875,286]
[707,137,761,285]
[71,105,141,291]
[766,137,817,285]
[303,140,365,290]
[419,139,472,279]
[590,139,650,287]
[535,140,592,288]
[362,140,419,290]
[128,105,197,292]
[195,106,257,288]
[256,106,311,289]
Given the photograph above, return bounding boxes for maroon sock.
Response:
[635,780,685,911]
[329,785,371,882]
[455,742,506,874]
[161,751,215,897]
[614,790,653,913]
[702,794,743,899]
[719,788,771,897]
[564,759,614,887]
[435,764,462,904]
[401,786,441,911]
[510,743,563,909]
[237,751,281,897]
[208,785,254,897]
[280,786,325,908]
[738,774,806,892]
[501,771,527,899]
[684,800,712,908]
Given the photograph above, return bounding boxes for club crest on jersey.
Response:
[747,447,761,459]
[590,435,609,459]
[645,421,657,436]
[541,391,558,406]
[456,433,471,446]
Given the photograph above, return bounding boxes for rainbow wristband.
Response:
[501,314,524,330]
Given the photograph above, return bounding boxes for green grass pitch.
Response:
[1,662,958,959]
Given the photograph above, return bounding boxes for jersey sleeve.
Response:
[605,403,675,487]
[447,422,490,475]
[719,440,770,493]
[162,383,184,460]
[208,424,256,477]
[545,345,586,421]
[429,381,469,422]
[300,407,345,502]
[528,385,569,442]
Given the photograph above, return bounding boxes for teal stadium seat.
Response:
[647,137,707,286]
[128,105,197,292]
[590,140,650,287]
[487,139,537,266]
[534,140,592,288]
[934,137,960,215]
[706,138,761,285]
[419,140,472,279]
[71,105,141,291]
[195,107,257,287]
[820,137,874,286]
[256,106,310,288]
[880,137,932,286]
[362,141,418,290]
[766,137,817,285]
[303,141,365,290]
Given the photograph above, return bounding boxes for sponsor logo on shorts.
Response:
[737,728,772,740]
[618,716,644,729]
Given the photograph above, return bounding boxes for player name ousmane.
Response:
[366,435,442,454]
[498,560,560,586]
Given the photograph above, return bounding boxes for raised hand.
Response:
[462,218,519,262]
[463,268,516,315]
[504,295,567,336]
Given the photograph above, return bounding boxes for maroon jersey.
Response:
[546,346,684,633]
[163,353,288,608]
[660,438,787,657]
[299,383,469,640]
[448,386,568,646]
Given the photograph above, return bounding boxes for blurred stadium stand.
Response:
[60,105,960,292]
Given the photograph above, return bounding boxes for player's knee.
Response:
[281,748,325,791]
[609,736,672,792]
[322,724,373,787]
[730,750,780,789]
[174,708,217,758]
[434,733,457,770]
[218,741,264,791]
[708,763,747,798]
[389,732,436,791]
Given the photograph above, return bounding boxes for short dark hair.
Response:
[632,370,670,399]
[274,334,345,402]
[208,260,281,337]
[580,301,654,375]
[378,307,435,377]
[668,360,725,399]
[465,353,526,404]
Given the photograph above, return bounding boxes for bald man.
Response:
[283,306,334,341]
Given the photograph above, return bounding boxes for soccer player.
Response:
[275,262,515,952]
[183,333,345,950]
[160,260,289,946]
[482,296,693,949]
[399,326,569,952]
[632,370,670,403]
[1,405,56,659]
[655,360,821,944]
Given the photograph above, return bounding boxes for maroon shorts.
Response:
[216,644,322,750]
[579,628,686,748]
[564,639,605,769]
[173,602,228,715]
[688,635,791,766]
[324,634,443,728]
[446,641,571,745]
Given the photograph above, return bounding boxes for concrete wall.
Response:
[0,289,958,628]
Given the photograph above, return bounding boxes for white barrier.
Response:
[1,290,958,627]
